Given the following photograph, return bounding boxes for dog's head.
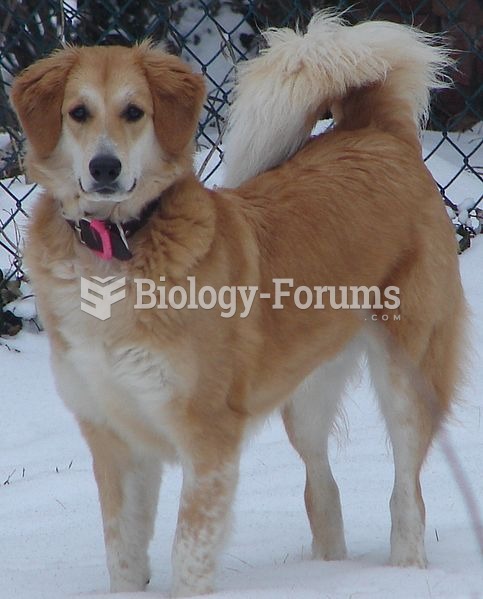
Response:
[11,42,205,219]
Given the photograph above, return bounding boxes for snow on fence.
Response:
[0,0,482,329]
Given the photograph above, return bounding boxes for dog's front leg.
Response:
[80,421,162,592]
[170,411,243,598]
[171,459,239,597]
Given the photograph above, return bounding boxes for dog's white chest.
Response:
[56,333,179,441]
[48,270,179,432]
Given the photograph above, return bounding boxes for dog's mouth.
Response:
[79,179,137,197]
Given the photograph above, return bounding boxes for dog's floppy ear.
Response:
[140,45,205,156]
[11,48,79,159]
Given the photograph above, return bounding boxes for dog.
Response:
[11,12,465,597]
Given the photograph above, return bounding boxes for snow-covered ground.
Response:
[1,132,482,599]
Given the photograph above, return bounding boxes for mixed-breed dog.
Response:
[11,11,465,597]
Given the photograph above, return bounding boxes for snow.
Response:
[5,291,37,321]
[1,132,482,598]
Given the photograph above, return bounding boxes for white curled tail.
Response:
[222,11,451,187]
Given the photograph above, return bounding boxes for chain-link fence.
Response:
[0,1,482,330]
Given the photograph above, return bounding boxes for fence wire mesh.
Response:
[0,1,482,299]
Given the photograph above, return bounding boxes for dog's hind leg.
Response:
[367,347,428,567]
[79,421,162,592]
[367,311,462,567]
[282,344,360,561]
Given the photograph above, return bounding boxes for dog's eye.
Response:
[122,104,144,122]
[69,105,89,123]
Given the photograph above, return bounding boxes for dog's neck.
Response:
[55,175,216,271]
[65,196,162,261]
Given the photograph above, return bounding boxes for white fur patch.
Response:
[53,341,177,432]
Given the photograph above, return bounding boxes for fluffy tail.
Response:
[222,11,451,187]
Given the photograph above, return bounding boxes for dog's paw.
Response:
[109,562,151,593]
[170,578,214,598]
[389,549,427,569]
[312,545,347,561]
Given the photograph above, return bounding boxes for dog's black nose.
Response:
[89,155,122,184]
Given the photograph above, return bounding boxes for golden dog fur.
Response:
[11,13,464,597]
